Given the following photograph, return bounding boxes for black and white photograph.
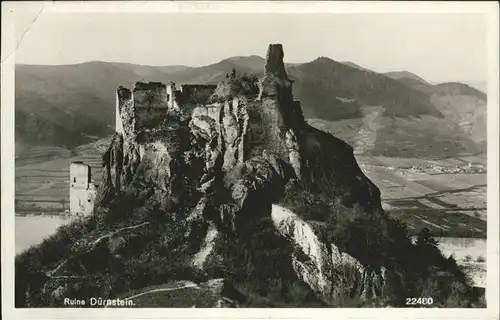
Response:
[1,1,499,317]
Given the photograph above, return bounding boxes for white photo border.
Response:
[2,1,498,319]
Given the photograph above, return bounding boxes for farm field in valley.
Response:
[353,154,488,288]
[15,152,106,212]
[356,155,487,237]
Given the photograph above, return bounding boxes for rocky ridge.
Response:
[100,44,385,301]
[15,44,480,308]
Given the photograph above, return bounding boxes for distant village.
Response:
[404,163,486,175]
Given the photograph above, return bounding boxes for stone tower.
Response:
[69,162,96,216]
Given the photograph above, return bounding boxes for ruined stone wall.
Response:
[116,83,219,136]
[258,44,293,99]
[180,85,217,104]
[134,82,168,109]
[84,183,97,215]
[132,82,170,131]
[134,108,169,131]
[117,87,134,136]
[166,82,181,111]
[70,162,96,216]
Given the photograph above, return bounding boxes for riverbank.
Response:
[15,214,76,254]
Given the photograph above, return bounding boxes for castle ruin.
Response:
[69,161,97,216]
[115,81,217,135]
[112,47,306,179]
[69,81,217,215]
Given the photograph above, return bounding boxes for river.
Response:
[15,214,75,255]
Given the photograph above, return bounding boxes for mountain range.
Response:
[15,55,487,158]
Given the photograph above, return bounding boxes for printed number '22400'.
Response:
[406,297,434,305]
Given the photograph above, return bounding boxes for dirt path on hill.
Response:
[353,106,386,155]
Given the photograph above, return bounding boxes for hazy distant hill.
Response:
[163,56,262,84]
[287,57,442,120]
[384,71,430,84]
[340,61,369,71]
[15,61,176,152]
[164,55,304,84]
[429,83,487,150]
[164,56,443,120]
[460,81,487,94]
[108,62,193,79]
[384,75,487,150]
[15,57,485,157]
[432,82,486,100]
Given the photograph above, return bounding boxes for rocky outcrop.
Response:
[190,98,249,173]
[271,204,384,304]
[15,44,478,308]
[259,44,293,99]
[82,43,387,304]
[85,43,387,305]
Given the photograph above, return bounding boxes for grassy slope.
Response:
[393,78,487,150]
[307,115,480,159]
[287,58,442,121]
[15,62,173,149]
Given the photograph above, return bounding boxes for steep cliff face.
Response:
[15,44,479,308]
[271,204,385,302]
[92,44,396,305]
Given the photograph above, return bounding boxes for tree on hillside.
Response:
[415,227,438,247]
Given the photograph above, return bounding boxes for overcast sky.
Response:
[14,10,488,83]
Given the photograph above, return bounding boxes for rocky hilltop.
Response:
[16,45,482,308]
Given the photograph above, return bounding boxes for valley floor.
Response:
[356,155,487,236]
[354,154,487,289]
[15,143,107,212]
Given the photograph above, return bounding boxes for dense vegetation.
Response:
[15,187,325,308]
[15,109,92,150]
[279,183,483,307]
[15,190,206,307]
[205,217,327,307]
[210,69,260,102]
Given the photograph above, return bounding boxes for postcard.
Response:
[2,1,498,319]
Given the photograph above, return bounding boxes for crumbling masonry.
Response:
[115,81,217,135]
[69,161,97,216]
